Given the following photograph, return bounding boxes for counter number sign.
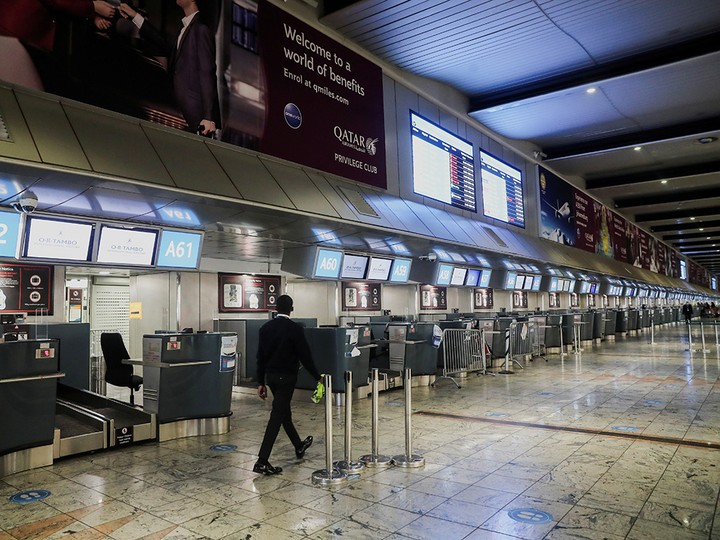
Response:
[156,230,203,268]
[0,211,22,258]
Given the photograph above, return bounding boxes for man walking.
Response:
[254,295,321,475]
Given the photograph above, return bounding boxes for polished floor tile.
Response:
[2,323,720,539]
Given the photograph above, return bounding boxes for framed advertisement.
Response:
[473,288,493,309]
[341,282,381,311]
[218,273,281,312]
[419,285,447,310]
[0,263,54,315]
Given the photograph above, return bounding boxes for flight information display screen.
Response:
[410,111,476,212]
[480,151,524,227]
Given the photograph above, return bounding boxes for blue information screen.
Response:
[389,258,412,282]
[0,211,22,258]
[436,264,453,286]
[156,230,203,268]
[314,249,342,279]
[479,269,491,288]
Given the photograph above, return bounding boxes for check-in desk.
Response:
[627,309,640,335]
[1,339,62,477]
[592,311,604,343]
[640,309,651,329]
[139,332,236,441]
[603,311,617,341]
[297,326,372,395]
[616,310,628,335]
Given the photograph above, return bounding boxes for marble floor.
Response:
[2,323,719,539]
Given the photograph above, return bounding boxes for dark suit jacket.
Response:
[256,315,321,385]
[0,0,94,51]
[139,12,221,131]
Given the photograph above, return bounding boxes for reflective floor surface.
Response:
[1,323,719,539]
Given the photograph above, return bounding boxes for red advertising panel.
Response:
[473,288,494,309]
[573,189,594,252]
[218,273,280,312]
[420,285,447,310]
[611,212,629,263]
[0,264,54,314]
[341,282,382,311]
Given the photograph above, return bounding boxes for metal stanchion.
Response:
[714,323,719,349]
[559,322,566,357]
[499,326,514,374]
[650,312,655,344]
[700,322,709,353]
[686,321,693,352]
[334,371,364,474]
[360,369,392,468]
[312,375,348,486]
[391,368,425,468]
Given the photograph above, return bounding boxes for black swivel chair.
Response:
[101,332,142,405]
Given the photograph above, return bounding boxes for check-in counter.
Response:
[29,323,90,390]
[603,311,617,341]
[627,309,640,335]
[140,332,236,441]
[616,310,628,334]
[1,339,62,476]
[579,312,594,344]
[297,326,371,393]
[592,311,604,342]
[640,309,651,329]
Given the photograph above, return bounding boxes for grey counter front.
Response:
[140,332,236,423]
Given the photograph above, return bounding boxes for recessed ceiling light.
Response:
[99,271,111,275]
[633,146,642,151]
[660,180,667,184]
[697,136,717,144]
[586,87,597,94]
[699,228,704,231]
[708,237,712,240]
[690,217,696,221]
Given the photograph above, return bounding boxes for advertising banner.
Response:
[539,168,576,246]
[341,281,381,311]
[0,0,386,189]
[218,273,280,312]
[473,288,493,309]
[420,285,446,310]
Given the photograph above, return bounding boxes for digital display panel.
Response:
[436,264,453,286]
[96,225,158,266]
[549,277,558,292]
[156,230,203,269]
[522,276,534,291]
[480,151,524,227]
[23,216,94,262]
[590,283,598,294]
[505,271,517,289]
[679,260,687,280]
[340,254,369,279]
[450,267,467,286]
[389,258,412,283]
[366,257,393,281]
[465,269,480,287]
[0,211,22,259]
[479,269,491,288]
[514,274,525,290]
[579,281,590,294]
[313,248,342,279]
[410,111,476,212]
[532,275,542,291]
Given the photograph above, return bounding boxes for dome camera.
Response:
[12,192,38,214]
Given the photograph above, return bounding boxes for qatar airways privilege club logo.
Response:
[333,125,379,156]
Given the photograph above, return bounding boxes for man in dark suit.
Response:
[254,295,321,475]
[119,0,220,136]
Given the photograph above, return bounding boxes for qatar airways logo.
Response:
[333,126,379,156]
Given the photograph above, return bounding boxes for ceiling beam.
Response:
[469,32,720,112]
[615,187,720,209]
[653,220,720,234]
[636,207,720,223]
[586,161,720,190]
[672,239,720,248]
[542,118,720,160]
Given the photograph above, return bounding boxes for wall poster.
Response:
[548,292,559,308]
[218,273,280,312]
[341,281,381,311]
[0,264,54,314]
[512,290,528,309]
[420,285,446,310]
[473,288,493,309]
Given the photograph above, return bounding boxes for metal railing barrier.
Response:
[391,368,425,468]
[434,328,494,388]
[334,371,364,474]
[312,375,348,486]
[359,369,392,468]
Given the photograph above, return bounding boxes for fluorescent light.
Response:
[633,146,642,151]
[586,87,597,94]
[660,180,667,184]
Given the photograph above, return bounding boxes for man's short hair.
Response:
[276,295,293,314]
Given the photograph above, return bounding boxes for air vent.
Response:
[339,186,379,217]
[0,108,11,141]
[482,227,508,248]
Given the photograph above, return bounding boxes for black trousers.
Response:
[258,372,301,462]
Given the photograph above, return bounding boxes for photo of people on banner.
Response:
[0,0,386,188]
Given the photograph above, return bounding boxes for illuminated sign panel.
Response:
[389,258,412,283]
[156,230,203,269]
[313,249,342,279]
[96,226,157,266]
[0,211,22,259]
[23,217,94,262]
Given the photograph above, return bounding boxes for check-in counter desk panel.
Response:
[616,310,628,333]
[640,309,651,328]
[627,309,639,332]
[1,340,61,458]
[604,311,617,336]
[141,333,236,423]
[592,311,604,340]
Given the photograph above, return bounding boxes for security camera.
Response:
[427,252,437,261]
[12,192,38,214]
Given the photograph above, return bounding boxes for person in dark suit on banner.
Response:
[119,0,220,136]
[254,295,321,475]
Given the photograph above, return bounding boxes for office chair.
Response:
[101,332,142,405]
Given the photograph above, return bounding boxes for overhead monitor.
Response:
[549,277,559,292]
[579,281,590,294]
[479,150,524,227]
[389,258,412,283]
[366,257,393,281]
[514,274,525,290]
[313,248,342,279]
[410,111,476,212]
[450,267,467,286]
[465,268,480,287]
[479,269,492,288]
[531,275,542,291]
[156,230,203,269]
[96,225,158,266]
[590,282,598,294]
[505,271,517,290]
[0,211,23,259]
[436,264,453,286]
[23,216,94,262]
[679,259,687,280]
[340,254,369,280]
[568,279,576,292]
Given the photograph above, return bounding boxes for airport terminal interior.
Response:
[1,0,720,539]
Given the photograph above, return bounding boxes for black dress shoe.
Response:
[295,436,313,459]
[253,461,283,475]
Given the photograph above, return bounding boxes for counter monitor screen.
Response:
[590,283,598,294]
[389,258,412,283]
[514,274,525,290]
[450,267,467,286]
[532,275,542,291]
[522,276,534,291]
[549,277,558,292]
[410,111,476,212]
[366,257,392,281]
[437,264,453,286]
[23,216,94,262]
[479,269,491,288]
[465,268,480,287]
[96,225,158,266]
[579,281,590,294]
[340,254,369,279]
[479,151,524,228]
[505,271,517,289]
[313,248,342,279]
